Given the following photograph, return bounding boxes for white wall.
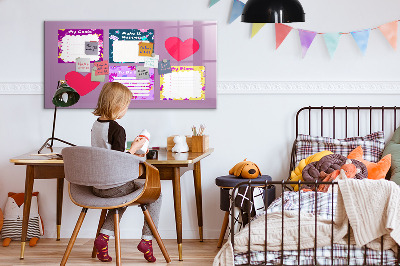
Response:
[1,0,400,239]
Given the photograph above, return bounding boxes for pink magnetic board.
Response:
[45,21,217,109]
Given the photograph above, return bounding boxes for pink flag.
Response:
[298,29,317,58]
[379,21,398,50]
[275,23,293,49]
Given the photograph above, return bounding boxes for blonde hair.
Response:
[93,82,132,120]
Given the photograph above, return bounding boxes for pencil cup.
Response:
[191,135,209,153]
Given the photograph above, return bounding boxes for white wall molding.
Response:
[1,81,400,95]
[218,81,400,94]
[0,83,43,94]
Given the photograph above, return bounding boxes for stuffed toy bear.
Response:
[1,192,44,247]
[229,159,261,179]
[172,135,189,153]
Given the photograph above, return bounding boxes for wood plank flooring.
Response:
[0,239,222,265]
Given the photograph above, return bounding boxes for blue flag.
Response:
[351,29,371,55]
[229,0,245,24]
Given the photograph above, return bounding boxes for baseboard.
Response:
[2,81,400,95]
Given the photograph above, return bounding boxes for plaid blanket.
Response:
[234,191,397,265]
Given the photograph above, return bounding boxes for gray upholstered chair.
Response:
[60,146,171,265]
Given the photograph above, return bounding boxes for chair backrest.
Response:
[62,146,145,187]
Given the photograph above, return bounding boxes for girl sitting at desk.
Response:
[91,82,162,263]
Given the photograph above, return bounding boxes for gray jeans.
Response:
[92,180,162,240]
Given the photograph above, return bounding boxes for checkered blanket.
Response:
[234,191,397,265]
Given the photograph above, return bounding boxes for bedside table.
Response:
[215,175,275,248]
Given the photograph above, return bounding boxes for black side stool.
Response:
[215,175,275,248]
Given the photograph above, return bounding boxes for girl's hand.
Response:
[129,137,147,154]
[134,148,149,157]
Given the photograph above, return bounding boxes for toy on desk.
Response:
[1,192,44,247]
[135,129,150,155]
[172,135,189,153]
[229,159,261,179]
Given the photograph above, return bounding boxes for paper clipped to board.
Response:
[85,41,99,55]
[94,60,109,75]
[144,54,159,68]
[76,58,90,72]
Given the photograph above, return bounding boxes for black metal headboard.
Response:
[289,106,400,178]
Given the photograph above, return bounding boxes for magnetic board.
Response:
[45,21,217,109]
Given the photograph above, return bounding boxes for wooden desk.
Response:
[10,147,213,261]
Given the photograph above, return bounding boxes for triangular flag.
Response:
[298,29,317,58]
[251,23,266,38]
[351,29,370,55]
[229,0,245,24]
[323,33,341,58]
[378,21,398,50]
[275,23,293,49]
[209,0,220,7]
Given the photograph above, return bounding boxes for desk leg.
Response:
[172,167,183,261]
[20,165,35,259]
[193,161,203,242]
[56,178,64,241]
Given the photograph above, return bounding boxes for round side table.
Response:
[215,175,275,248]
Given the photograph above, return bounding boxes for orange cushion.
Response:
[347,146,391,180]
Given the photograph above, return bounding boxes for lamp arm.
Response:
[50,105,57,148]
[37,105,76,154]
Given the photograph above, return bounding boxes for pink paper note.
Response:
[94,60,109,75]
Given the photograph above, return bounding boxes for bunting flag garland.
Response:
[275,23,293,49]
[251,23,266,38]
[209,0,220,7]
[207,3,400,57]
[229,0,245,24]
[378,21,398,50]
[323,33,341,58]
[351,29,370,55]
[298,30,317,58]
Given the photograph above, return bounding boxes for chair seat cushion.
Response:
[69,180,145,208]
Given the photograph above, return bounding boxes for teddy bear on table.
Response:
[1,192,44,247]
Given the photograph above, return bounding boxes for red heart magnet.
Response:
[165,37,200,61]
[65,71,100,96]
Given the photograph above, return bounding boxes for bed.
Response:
[214,106,400,266]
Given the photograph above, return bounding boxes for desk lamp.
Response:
[38,80,80,154]
[241,0,305,23]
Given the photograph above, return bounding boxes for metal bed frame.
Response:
[230,106,400,266]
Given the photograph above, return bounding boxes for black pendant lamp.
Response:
[242,0,305,23]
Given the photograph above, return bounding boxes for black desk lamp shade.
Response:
[241,0,305,23]
[38,81,80,153]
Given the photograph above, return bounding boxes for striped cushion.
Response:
[295,131,385,167]
[1,217,41,240]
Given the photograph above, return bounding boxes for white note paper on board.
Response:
[112,40,151,63]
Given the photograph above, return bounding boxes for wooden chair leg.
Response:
[60,208,88,266]
[217,211,230,248]
[92,209,108,258]
[114,210,121,266]
[141,205,171,263]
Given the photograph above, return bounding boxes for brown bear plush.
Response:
[229,159,261,179]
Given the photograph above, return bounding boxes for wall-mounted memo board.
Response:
[44,21,217,109]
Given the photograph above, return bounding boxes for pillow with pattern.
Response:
[294,131,385,167]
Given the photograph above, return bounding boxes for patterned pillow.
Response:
[294,131,385,166]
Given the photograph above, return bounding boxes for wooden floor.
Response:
[0,239,221,265]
